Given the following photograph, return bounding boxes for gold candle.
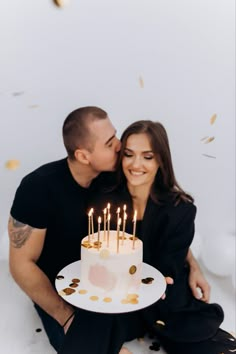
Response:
[116,207,120,228]
[117,217,121,253]
[132,210,137,249]
[122,212,127,245]
[97,216,101,251]
[88,209,92,243]
[107,213,111,247]
[103,208,107,241]
[91,208,94,239]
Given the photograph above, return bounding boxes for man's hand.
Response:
[187,249,211,302]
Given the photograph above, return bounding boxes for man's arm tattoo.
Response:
[9,217,34,248]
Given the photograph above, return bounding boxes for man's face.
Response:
[87,118,121,172]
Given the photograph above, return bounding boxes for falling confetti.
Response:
[210,113,217,125]
[204,136,215,144]
[202,154,216,159]
[200,136,208,141]
[12,91,24,96]
[28,104,39,109]
[139,76,144,88]
[5,159,20,170]
[52,0,70,7]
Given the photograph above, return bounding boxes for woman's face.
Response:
[122,133,159,188]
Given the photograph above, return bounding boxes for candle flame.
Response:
[133,210,137,221]
[103,208,107,214]
[108,213,111,221]
[107,203,110,209]
[117,207,120,213]
[123,204,126,211]
[98,216,102,223]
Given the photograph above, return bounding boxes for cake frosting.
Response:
[80,230,143,298]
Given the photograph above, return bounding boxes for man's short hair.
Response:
[63,106,108,159]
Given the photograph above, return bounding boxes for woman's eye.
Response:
[123,151,133,157]
[144,156,154,160]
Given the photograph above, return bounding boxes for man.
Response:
[8,106,210,353]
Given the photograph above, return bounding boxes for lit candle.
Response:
[91,208,94,239]
[117,217,121,253]
[107,213,111,247]
[97,216,102,251]
[103,208,107,241]
[107,203,110,213]
[132,210,137,249]
[116,207,120,228]
[122,212,127,245]
[88,209,92,243]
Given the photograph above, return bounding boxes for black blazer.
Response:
[91,186,224,342]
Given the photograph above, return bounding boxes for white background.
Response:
[0,0,235,261]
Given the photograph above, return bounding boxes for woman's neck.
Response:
[127,183,150,220]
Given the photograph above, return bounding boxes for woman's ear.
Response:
[74,148,90,165]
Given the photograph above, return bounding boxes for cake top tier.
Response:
[81,230,142,255]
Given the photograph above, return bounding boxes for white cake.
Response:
[80,230,143,298]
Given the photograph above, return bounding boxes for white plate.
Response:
[55,261,166,314]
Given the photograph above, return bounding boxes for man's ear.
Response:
[74,148,90,165]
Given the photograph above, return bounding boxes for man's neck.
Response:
[67,158,99,188]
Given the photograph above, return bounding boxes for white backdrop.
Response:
[0,0,235,275]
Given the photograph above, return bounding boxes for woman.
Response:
[96,120,235,354]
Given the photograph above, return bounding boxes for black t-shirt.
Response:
[10,158,108,284]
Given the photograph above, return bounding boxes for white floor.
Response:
[0,259,235,354]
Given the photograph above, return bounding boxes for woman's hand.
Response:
[161,276,174,300]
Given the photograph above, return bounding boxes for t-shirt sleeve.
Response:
[10,173,50,229]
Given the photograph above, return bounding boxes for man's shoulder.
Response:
[22,158,67,184]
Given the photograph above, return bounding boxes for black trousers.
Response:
[157,328,236,354]
[35,303,145,354]
[58,309,146,354]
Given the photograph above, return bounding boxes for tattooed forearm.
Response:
[9,217,34,248]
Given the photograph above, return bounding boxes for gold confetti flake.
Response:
[5,159,20,170]
[71,278,80,283]
[52,0,70,7]
[61,287,75,295]
[130,298,139,304]
[156,320,165,326]
[126,294,139,301]
[210,113,217,125]
[129,265,137,274]
[200,136,209,141]
[81,243,92,248]
[139,76,144,88]
[204,136,215,144]
[103,297,112,303]
[78,289,87,295]
[69,282,79,288]
[56,275,64,280]
[90,295,99,301]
